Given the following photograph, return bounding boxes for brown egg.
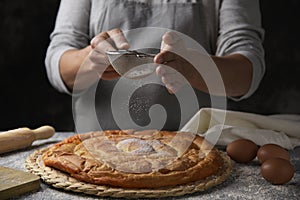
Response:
[226,139,258,163]
[261,158,294,185]
[257,144,290,163]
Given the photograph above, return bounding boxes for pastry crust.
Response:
[42,130,224,189]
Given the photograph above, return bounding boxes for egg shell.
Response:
[226,139,258,163]
[261,158,294,185]
[257,143,290,163]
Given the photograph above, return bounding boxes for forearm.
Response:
[211,54,252,97]
[59,46,92,90]
[215,0,264,98]
[186,51,253,97]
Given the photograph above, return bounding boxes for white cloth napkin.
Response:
[180,108,300,150]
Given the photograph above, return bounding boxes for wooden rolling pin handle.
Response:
[32,125,55,140]
[0,125,55,154]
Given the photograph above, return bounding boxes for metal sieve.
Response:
[106,49,157,79]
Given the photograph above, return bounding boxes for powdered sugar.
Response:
[116,138,155,154]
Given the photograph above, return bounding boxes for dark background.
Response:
[0,0,299,131]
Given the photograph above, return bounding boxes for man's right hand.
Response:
[60,28,130,91]
[90,28,130,80]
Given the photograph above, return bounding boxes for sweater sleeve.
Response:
[216,0,265,100]
[45,0,91,94]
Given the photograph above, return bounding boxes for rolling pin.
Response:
[0,125,55,154]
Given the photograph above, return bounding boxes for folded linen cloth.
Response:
[180,108,300,150]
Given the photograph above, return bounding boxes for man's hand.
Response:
[154,31,203,94]
[154,31,253,97]
[90,29,130,80]
[60,29,130,91]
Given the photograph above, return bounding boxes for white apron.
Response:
[73,0,224,132]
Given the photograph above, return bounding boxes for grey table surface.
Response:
[0,132,299,200]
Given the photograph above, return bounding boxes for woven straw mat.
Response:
[25,147,233,198]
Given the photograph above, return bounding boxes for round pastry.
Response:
[42,130,225,189]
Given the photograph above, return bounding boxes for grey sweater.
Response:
[45,0,265,131]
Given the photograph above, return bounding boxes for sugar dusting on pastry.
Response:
[42,130,225,188]
[81,132,208,173]
[116,138,155,154]
[82,136,180,173]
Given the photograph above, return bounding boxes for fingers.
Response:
[154,51,177,64]
[155,31,186,64]
[107,29,130,49]
[162,77,179,94]
[161,31,184,50]
[162,31,181,45]
[91,29,129,51]
[91,32,116,53]
[88,29,129,81]
[156,65,186,94]
[160,31,187,61]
